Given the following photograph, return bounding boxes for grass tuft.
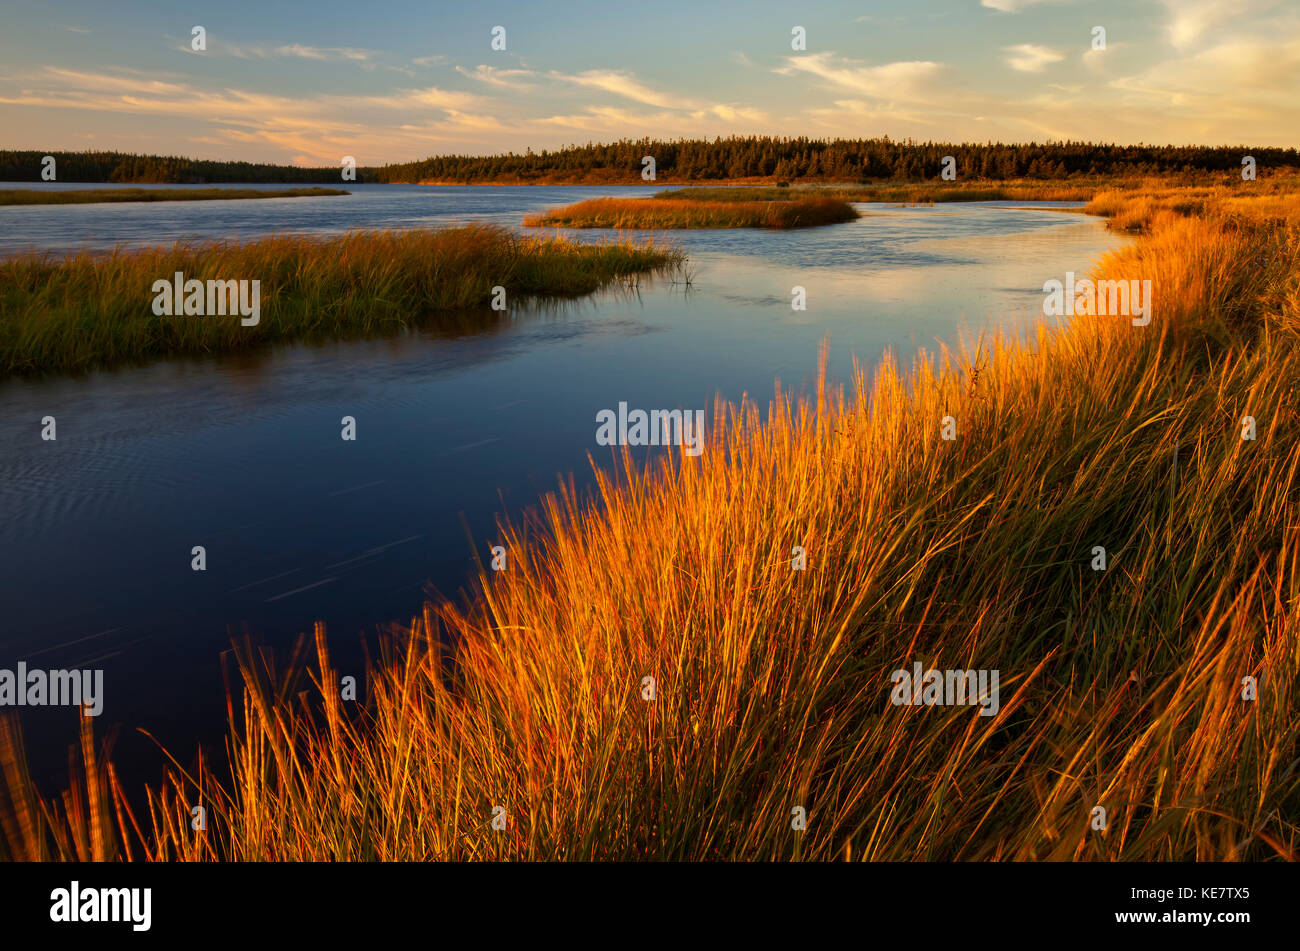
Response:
[524,196,860,229]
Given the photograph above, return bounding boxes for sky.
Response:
[0,0,1296,166]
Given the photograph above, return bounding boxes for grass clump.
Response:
[524,196,859,229]
[0,223,684,377]
[0,187,349,205]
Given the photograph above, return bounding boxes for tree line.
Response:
[3,139,1297,185]
[0,151,345,184]
[371,137,1300,183]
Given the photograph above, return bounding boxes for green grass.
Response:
[0,187,350,205]
[524,196,859,229]
[0,224,684,377]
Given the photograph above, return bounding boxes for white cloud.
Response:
[1002,44,1066,72]
[1159,0,1272,50]
[1111,33,1300,111]
[775,52,946,101]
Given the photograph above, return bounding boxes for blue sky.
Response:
[1,0,1295,164]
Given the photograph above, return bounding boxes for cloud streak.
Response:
[548,69,693,109]
[1002,44,1066,72]
[775,53,947,101]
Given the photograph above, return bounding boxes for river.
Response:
[0,183,1122,783]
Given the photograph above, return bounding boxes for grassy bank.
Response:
[0,187,349,205]
[655,181,1099,204]
[0,224,684,376]
[524,196,859,229]
[1086,182,1300,233]
[3,185,1299,862]
[657,172,1300,207]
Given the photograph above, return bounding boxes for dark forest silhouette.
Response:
[5,138,1298,186]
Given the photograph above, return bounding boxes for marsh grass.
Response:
[0,224,684,376]
[3,186,1299,862]
[659,172,1300,208]
[523,196,860,229]
[656,181,1102,204]
[1087,184,1300,233]
[0,187,349,205]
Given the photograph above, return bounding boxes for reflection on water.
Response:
[0,190,1125,783]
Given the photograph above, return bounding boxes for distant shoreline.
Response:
[0,187,350,206]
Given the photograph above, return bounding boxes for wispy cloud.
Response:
[0,66,496,161]
[980,0,1070,12]
[548,69,692,110]
[775,53,946,101]
[192,40,378,62]
[543,68,766,129]
[691,104,767,122]
[36,67,190,95]
[1159,0,1276,50]
[1002,44,1066,72]
[533,104,763,136]
[456,65,535,91]
[272,45,373,62]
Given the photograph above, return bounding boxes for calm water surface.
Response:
[0,184,1123,781]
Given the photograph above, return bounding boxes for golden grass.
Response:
[656,181,1101,204]
[0,223,684,377]
[3,184,1299,861]
[660,172,1300,208]
[0,187,349,205]
[1087,181,1300,233]
[523,196,860,229]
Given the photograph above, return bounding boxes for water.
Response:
[0,184,1122,784]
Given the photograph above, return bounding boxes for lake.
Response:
[0,184,1123,784]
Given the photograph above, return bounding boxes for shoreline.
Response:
[0,186,350,206]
